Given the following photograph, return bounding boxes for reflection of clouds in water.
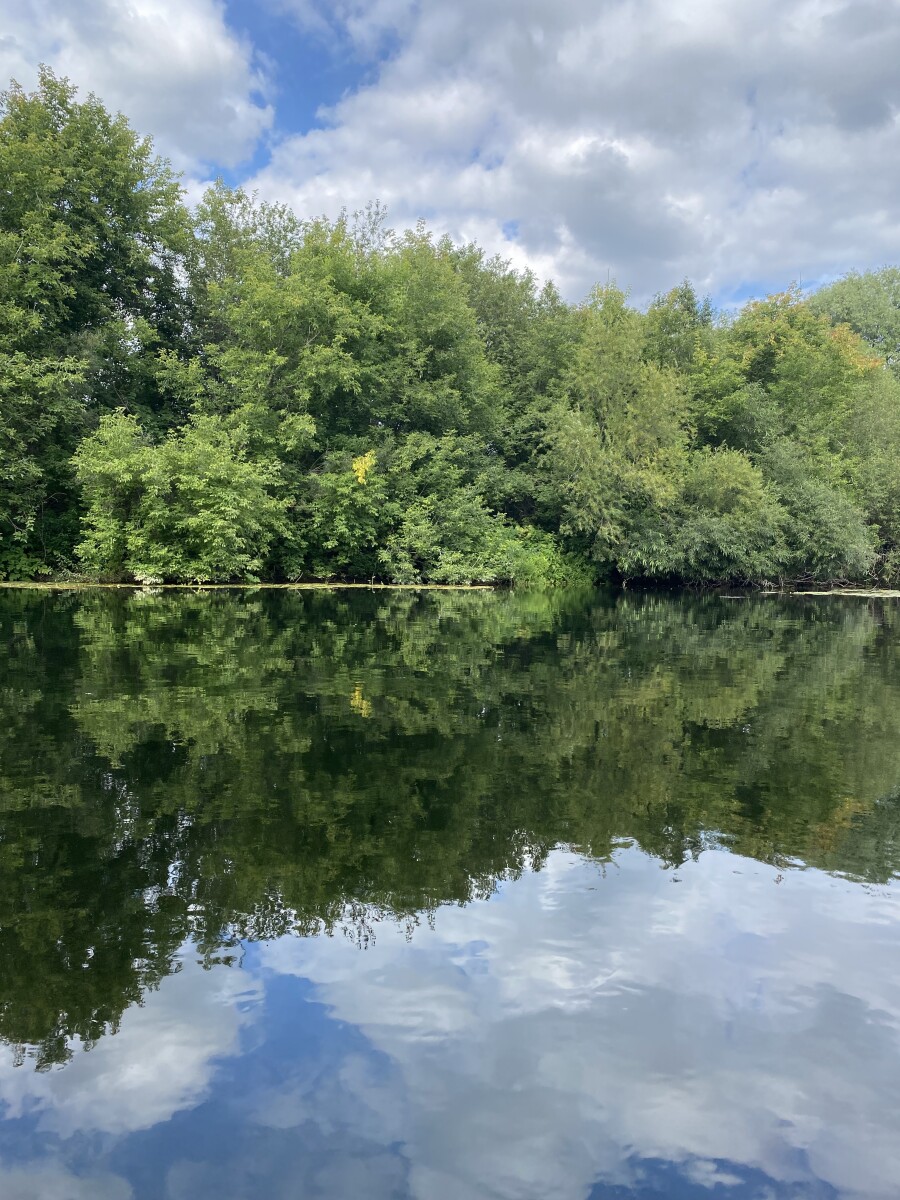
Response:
[251,1048,407,1143]
[0,955,260,1138]
[164,1137,408,1200]
[261,849,900,1200]
[0,851,896,1199]
[0,1159,131,1200]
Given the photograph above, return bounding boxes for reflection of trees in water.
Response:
[1,588,899,1068]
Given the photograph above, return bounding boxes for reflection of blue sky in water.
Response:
[0,847,897,1200]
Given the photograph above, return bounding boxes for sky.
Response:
[3,0,900,304]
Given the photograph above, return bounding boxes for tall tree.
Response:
[809,267,900,378]
[0,67,191,575]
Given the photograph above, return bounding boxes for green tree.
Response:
[687,289,891,581]
[74,411,284,582]
[644,279,714,372]
[448,245,581,524]
[810,267,900,378]
[0,68,191,576]
[620,447,784,582]
[541,284,689,570]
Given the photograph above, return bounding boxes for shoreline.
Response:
[2,582,900,597]
[0,581,495,591]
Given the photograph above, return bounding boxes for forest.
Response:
[4,69,900,587]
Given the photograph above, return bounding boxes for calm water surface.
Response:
[1,588,898,1200]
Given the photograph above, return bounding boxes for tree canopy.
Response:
[4,71,900,586]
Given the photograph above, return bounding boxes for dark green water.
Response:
[1,588,898,1200]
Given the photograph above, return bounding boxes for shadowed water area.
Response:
[1,588,898,1199]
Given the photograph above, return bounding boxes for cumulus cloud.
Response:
[5,0,897,299]
[253,0,900,301]
[0,0,273,173]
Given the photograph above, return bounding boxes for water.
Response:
[0,587,898,1200]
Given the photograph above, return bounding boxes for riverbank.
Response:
[0,580,494,591]
[3,581,900,598]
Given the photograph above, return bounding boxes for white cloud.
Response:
[253,0,900,301]
[0,0,273,174]
[7,0,897,299]
[272,0,418,56]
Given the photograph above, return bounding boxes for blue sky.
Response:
[3,0,900,303]
[217,1,371,179]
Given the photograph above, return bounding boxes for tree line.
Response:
[4,69,900,586]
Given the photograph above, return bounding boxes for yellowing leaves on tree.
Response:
[352,450,377,485]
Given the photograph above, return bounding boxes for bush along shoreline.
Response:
[4,69,900,588]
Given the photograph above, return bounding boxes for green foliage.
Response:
[673,449,782,581]
[685,289,896,582]
[541,284,690,568]
[644,279,714,371]
[0,68,192,577]
[292,433,583,585]
[74,411,284,582]
[3,73,900,586]
[374,434,534,585]
[759,440,877,581]
[448,245,580,492]
[810,267,900,378]
[620,448,783,582]
[844,370,900,570]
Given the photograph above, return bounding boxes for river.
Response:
[0,587,897,1199]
